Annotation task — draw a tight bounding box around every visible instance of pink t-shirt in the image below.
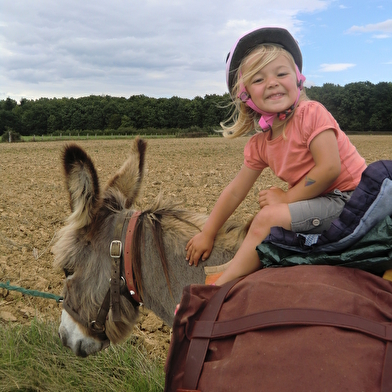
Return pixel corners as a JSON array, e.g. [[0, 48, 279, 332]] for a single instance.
[[244, 100, 366, 194]]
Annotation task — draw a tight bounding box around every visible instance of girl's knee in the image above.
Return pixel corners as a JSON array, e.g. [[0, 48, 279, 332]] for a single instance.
[[254, 205, 278, 222], [252, 205, 291, 230]]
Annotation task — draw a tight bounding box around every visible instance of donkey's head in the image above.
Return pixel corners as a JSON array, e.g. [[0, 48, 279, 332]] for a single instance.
[[53, 138, 147, 357]]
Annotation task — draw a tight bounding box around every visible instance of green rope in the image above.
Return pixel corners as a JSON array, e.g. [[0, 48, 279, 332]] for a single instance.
[[0, 281, 63, 303]]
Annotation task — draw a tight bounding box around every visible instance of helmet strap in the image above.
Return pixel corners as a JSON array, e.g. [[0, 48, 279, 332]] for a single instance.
[[277, 104, 296, 121]]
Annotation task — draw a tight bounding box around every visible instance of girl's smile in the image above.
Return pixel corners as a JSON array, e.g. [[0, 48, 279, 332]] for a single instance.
[[266, 93, 285, 100]]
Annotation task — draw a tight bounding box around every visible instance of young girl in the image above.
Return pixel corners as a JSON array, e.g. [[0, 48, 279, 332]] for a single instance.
[[185, 27, 367, 286]]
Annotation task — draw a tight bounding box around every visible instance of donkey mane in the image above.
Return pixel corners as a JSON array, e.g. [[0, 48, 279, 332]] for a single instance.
[[132, 198, 201, 300], [132, 195, 248, 300]]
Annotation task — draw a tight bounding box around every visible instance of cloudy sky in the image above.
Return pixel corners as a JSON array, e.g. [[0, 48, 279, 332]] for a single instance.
[[1, 0, 391, 102]]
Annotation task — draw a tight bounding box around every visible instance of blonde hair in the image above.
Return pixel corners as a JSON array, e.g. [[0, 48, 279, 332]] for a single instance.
[[221, 44, 308, 138]]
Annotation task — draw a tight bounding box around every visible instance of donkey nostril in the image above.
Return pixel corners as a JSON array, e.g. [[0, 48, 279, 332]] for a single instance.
[[76, 340, 88, 358]]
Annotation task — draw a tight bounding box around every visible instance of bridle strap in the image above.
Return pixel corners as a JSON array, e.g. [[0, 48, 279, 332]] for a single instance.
[[92, 282, 134, 331], [92, 288, 111, 332], [110, 211, 127, 322], [124, 211, 143, 304]]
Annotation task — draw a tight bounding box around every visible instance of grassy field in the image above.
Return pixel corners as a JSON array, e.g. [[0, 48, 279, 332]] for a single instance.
[[0, 319, 165, 392]]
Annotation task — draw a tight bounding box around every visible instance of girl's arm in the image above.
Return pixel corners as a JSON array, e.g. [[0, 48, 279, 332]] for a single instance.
[[259, 129, 341, 207], [186, 165, 261, 266]]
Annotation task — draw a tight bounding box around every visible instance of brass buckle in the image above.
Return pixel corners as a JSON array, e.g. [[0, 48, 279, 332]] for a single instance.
[[110, 240, 122, 258]]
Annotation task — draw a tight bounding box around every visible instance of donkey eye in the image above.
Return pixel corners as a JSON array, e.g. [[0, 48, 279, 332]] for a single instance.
[[63, 268, 73, 278]]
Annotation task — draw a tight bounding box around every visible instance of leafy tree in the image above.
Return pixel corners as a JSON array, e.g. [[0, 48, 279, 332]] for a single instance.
[[120, 115, 132, 128], [1, 82, 392, 135], [0, 98, 20, 134], [338, 82, 372, 131], [107, 113, 122, 129], [203, 94, 231, 128], [3, 97, 17, 111], [368, 82, 392, 131], [47, 114, 57, 133]]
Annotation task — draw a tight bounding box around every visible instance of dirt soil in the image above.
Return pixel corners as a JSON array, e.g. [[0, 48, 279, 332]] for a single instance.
[[0, 135, 390, 358]]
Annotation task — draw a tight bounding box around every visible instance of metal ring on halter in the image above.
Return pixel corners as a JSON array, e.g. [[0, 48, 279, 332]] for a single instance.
[[90, 320, 106, 332]]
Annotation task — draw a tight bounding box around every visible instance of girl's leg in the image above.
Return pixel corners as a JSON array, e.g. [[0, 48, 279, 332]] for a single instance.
[[215, 203, 292, 286]]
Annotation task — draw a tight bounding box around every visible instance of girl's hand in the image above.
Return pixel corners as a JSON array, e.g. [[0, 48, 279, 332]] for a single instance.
[[258, 186, 287, 208], [185, 232, 214, 266]]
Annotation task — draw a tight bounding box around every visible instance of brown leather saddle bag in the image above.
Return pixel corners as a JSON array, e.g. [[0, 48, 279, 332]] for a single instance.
[[164, 265, 392, 392]]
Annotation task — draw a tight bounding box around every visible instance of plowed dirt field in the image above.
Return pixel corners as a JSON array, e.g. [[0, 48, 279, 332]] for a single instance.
[[1, 135, 390, 357]]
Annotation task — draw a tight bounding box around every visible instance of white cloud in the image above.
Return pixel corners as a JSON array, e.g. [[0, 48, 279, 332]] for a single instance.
[[0, 0, 358, 100], [347, 19, 392, 34], [319, 63, 356, 72]]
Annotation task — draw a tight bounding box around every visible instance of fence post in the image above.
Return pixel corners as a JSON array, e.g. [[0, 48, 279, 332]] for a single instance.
[[8, 131, 11, 143]]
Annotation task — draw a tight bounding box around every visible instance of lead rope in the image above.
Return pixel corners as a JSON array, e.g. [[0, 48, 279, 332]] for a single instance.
[[0, 281, 63, 302]]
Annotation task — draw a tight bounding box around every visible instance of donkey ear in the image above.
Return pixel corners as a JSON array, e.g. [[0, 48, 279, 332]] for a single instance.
[[62, 144, 101, 228], [105, 137, 147, 209]]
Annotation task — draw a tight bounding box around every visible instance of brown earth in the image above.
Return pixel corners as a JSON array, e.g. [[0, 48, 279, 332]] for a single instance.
[[0, 135, 390, 358]]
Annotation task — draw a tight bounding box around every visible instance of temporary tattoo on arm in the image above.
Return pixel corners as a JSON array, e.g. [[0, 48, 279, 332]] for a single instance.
[[305, 176, 316, 187]]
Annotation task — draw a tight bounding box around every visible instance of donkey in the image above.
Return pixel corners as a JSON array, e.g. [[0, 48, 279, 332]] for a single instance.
[[53, 138, 247, 357]]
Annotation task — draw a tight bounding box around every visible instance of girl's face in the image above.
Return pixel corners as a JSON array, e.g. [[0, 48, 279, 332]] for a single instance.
[[244, 54, 298, 114]]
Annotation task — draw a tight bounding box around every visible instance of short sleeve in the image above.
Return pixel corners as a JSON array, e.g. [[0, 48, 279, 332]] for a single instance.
[[298, 102, 340, 149], [243, 133, 268, 171]]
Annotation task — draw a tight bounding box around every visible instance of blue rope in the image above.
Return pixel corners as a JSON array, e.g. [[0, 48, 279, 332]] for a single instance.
[[0, 281, 63, 303]]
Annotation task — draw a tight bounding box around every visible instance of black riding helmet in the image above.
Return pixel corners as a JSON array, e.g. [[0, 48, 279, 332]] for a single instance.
[[226, 27, 303, 96]]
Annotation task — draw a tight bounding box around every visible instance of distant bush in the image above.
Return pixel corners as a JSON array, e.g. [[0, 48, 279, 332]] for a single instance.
[[176, 131, 209, 138], [176, 125, 211, 138], [1, 130, 22, 143]]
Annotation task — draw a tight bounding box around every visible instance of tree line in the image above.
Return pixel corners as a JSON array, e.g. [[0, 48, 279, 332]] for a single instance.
[[1, 81, 391, 137]]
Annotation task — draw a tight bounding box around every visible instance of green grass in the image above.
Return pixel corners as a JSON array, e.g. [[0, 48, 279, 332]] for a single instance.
[[0, 319, 165, 392]]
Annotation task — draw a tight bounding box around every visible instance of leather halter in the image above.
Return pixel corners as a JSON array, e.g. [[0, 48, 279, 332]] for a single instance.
[[124, 211, 142, 304], [62, 210, 143, 340]]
